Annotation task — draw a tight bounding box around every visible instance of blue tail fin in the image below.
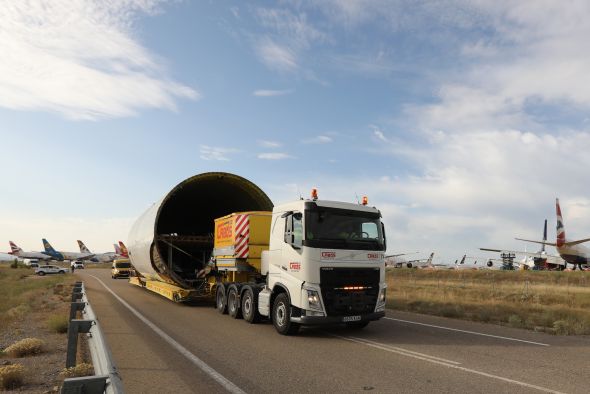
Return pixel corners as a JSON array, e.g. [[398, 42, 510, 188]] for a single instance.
[[41, 238, 63, 260], [542, 219, 547, 253]]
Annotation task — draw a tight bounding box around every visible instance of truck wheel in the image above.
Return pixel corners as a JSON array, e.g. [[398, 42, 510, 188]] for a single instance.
[[272, 293, 300, 335], [346, 321, 369, 330], [216, 285, 227, 314], [228, 287, 242, 319], [38, 271, 46, 276], [241, 288, 260, 324]]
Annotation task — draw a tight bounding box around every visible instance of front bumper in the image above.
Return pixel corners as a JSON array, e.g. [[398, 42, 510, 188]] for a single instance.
[[291, 311, 385, 325]]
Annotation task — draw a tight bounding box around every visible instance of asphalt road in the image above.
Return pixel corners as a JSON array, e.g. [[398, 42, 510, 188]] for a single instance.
[[77, 269, 590, 393]]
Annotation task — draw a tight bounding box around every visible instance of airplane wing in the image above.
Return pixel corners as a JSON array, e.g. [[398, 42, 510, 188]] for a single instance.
[[480, 247, 559, 259], [384, 252, 418, 258], [563, 237, 590, 246], [514, 238, 557, 246]]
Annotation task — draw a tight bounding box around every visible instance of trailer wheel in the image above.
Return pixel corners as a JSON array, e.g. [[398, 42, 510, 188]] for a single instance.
[[228, 287, 242, 319], [272, 293, 300, 335], [216, 285, 227, 314], [241, 288, 260, 324]]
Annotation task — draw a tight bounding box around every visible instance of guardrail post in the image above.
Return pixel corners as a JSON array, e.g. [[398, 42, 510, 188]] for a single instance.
[[61, 375, 109, 394], [69, 302, 86, 321], [71, 291, 83, 302], [66, 320, 94, 368]]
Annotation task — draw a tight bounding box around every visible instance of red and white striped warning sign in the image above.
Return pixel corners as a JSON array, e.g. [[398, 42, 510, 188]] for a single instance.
[[234, 214, 249, 258]]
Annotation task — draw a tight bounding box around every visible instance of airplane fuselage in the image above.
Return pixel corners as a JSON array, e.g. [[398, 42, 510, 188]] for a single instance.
[[556, 243, 590, 265]]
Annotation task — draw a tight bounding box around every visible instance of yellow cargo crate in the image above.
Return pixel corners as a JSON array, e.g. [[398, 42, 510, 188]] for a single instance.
[[213, 211, 271, 271]]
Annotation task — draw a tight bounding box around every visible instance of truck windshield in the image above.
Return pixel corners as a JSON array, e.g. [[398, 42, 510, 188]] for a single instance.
[[304, 208, 385, 251], [116, 262, 131, 268]]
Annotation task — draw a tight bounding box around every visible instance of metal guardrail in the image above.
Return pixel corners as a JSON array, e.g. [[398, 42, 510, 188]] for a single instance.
[[62, 281, 124, 394]]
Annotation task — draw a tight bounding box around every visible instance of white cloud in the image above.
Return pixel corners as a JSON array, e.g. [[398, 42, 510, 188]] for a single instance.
[[370, 125, 388, 142], [0, 1, 197, 120], [253, 89, 293, 97], [199, 145, 238, 161], [252, 7, 328, 74], [255, 38, 298, 72], [258, 140, 282, 148], [257, 152, 292, 160], [302, 135, 333, 144]]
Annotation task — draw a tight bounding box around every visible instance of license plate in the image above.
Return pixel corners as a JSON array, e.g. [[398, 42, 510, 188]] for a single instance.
[[342, 315, 361, 322]]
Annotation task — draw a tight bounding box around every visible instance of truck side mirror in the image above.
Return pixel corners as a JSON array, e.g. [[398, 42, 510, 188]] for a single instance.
[[381, 222, 387, 251]]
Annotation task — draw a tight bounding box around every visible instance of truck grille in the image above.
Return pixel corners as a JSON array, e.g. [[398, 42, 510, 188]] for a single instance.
[[320, 267, 380, 316]]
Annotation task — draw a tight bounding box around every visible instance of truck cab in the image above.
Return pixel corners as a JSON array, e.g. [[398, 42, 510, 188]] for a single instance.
[[259, 197, 387, 335]]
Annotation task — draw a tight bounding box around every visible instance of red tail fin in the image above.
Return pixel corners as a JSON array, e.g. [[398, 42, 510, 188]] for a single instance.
[[556, 198, 566, 247], [118, 241, 129, 258]]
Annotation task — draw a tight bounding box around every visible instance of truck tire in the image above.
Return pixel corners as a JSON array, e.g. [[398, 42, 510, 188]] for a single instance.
[[216, 285, 227, 314], [272, 293, 300, 335], [38, 271, 46, 276], [241, 288, 260, 324], [228, 287, 242, 319]]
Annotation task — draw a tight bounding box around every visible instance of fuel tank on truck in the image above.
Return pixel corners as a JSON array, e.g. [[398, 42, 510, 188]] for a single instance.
[[127, 172, 273, 288]]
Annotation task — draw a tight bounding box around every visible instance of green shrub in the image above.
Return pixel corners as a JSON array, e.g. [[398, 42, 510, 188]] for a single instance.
[[508, 314, 523, 328], [47, 314, 69, 333]]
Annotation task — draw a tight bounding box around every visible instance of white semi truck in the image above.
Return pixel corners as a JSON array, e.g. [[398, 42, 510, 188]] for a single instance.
[[127, 172, 387, 335]]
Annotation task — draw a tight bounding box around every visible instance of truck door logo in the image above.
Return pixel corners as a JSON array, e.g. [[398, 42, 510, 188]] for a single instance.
[[290, 262, 301, 271]]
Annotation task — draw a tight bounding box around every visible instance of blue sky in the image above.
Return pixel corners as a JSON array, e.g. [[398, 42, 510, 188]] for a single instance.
[[2, 1, 590, 263]]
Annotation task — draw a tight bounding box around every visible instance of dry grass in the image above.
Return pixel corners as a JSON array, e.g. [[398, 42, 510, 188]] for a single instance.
[[47, 314, 69, 333], [60, 363, 94, 378], [387, 269, 590, 335], [0, 265, 73, 324], [0, 363, 26, 390], [3, 338, 45, 357]]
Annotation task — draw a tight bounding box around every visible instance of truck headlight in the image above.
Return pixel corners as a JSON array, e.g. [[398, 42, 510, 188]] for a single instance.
[[307, 290, 322, 310]]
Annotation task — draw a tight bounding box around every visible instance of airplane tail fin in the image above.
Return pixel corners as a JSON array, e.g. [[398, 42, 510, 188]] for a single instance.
[[460, 254, 466, 265], [114, 243, 121, 254], [556, 198, 566, 247], [119, 241, 129, 258], [77, 240, 91, 253], [542, 219, 547, 252], [42, 238, 57, 254], [427, 252, 434, 266], [9, 241, 23, 254]]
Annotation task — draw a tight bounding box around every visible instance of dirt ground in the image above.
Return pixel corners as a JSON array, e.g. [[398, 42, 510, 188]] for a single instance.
[[0, 270, 91, 393]]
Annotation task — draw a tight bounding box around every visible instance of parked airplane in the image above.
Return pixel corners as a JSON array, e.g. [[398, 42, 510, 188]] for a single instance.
[[77, 240, 117, 263], [406, 252, 435, 269], [8, 241, 52, 261], [516, 199, 590, 270], [481, 219, 565, 270], [0, 252, 19, 262], [42, 239, 94, 261], [118, 241, 129, 258]]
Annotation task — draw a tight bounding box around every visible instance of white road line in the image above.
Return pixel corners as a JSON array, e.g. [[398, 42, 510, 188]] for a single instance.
[[338, 335, 460, 364], [87, 274, 246, 394], [336, 335, 564, 394], [385, 317, 550, 347]]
